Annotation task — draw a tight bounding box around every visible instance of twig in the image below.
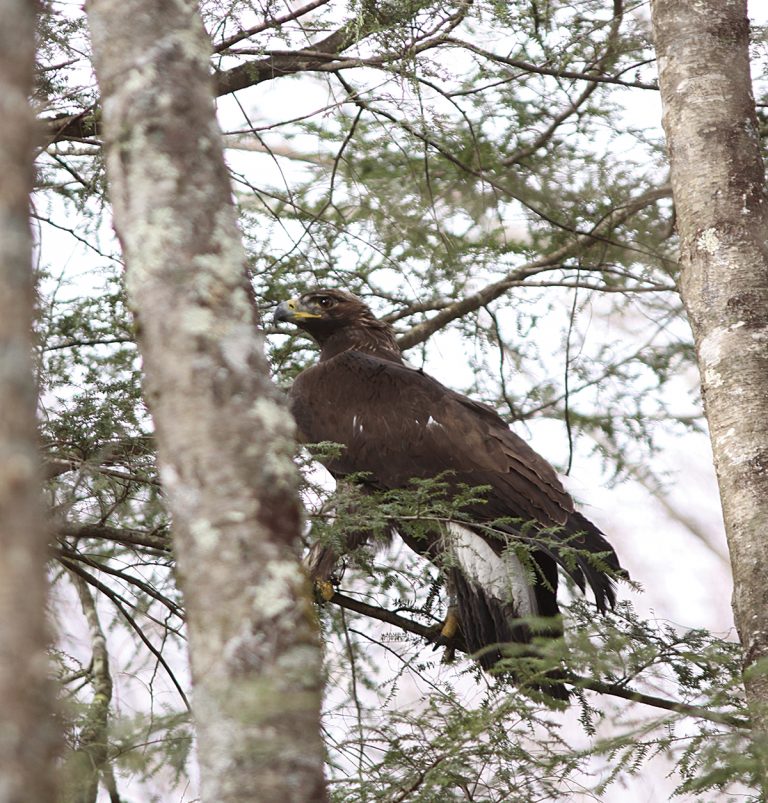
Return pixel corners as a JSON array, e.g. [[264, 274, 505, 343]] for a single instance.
[[213, 0, 332, 53]]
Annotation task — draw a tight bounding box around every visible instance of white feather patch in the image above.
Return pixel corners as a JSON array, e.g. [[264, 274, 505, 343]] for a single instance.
[[446, 521, 538, 617]]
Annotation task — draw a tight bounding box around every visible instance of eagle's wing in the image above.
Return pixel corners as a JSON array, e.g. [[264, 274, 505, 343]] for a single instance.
[[291, 352, 569, 515], [290, 350, 619, 611]]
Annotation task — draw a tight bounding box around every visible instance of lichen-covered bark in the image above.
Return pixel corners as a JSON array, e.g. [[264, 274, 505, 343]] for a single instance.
[[0, 1, 61, 800], [651, 0, 768, 781], [86, 1, 327, 800]]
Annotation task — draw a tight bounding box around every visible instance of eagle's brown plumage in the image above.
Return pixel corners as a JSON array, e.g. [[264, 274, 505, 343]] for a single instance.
[[276, 288, 623, 693]]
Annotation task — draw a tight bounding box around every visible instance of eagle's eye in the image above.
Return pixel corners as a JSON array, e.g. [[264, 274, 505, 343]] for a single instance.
[[315, 296, 334, 309]]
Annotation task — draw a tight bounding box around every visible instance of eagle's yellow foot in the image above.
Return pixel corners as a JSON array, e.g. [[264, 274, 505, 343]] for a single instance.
[[439, 608, 460, 640], [315, 579, 336, 602], [426, 607, 464, 663]]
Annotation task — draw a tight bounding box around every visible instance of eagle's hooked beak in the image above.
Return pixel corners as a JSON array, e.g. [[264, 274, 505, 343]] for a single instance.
[[274, 297, 323, 324]]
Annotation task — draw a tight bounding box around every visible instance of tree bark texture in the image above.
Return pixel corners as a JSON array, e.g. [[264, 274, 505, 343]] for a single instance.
[[86, 2, 328, 801], [0, 1, 61, 800], [651, 0, 768, 779]]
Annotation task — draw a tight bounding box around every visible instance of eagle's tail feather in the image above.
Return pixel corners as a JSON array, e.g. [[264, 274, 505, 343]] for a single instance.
[[450, 568, 570, 700], [561, 511, 623, 612]]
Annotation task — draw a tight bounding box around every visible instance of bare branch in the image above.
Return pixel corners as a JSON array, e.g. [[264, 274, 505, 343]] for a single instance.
[[59, 523, 171, 553], [397, 184, 672, 350], [444, 37, 659, 91], [59, 557, 190, 710], [212, 0, 333, 53]]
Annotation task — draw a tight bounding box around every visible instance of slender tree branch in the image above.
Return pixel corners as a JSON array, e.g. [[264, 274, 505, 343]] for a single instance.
[[58, 543, 182, 619], [325, 590, 749, 729], [569, 674, 748, 729], [212, 0, 332, 53], [214, 23, 359, 95], [397, 184, 672, 350], [328, 590, 437, 641], [443, 37, 659, 91], [59, 558, 190, 710], [43, 336, 135, 352], [58, 523, 171, 554]]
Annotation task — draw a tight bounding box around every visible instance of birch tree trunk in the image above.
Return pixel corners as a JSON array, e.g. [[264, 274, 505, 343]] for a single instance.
[[651, 0, 768, 782], [0, 1, 60, 800], [86, 2, 327, 800]]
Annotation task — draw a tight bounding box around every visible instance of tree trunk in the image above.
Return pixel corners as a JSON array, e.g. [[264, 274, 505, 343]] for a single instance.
[[0, 1, 61, 800], [651, 0, 768, 782], [86, 2, 328, 800]]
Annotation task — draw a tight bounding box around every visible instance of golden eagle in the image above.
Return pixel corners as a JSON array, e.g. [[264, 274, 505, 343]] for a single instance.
[[276, 288, 623, 691]]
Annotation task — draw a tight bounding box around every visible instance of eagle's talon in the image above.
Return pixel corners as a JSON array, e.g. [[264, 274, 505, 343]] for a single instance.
[[438, 608, 460, 641], [426, 609, 464, 662], [315, 579, 336, 602]]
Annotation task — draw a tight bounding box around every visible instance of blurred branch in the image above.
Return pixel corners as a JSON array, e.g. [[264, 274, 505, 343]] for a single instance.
[[444, 37, 659, 91], [212, 0, 333, 53], [43, 336, 135, 352], [58, 522, 171, 553], [45, 457, 160, 486], [61, 573, 113, 803]]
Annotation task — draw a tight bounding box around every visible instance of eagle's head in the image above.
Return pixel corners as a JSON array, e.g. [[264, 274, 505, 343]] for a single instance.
[[274, 288, 401, 362]]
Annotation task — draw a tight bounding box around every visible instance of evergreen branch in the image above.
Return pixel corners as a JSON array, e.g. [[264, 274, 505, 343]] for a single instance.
[[568, 675, 749, 730], [325, 590, 749, 729], [43, 1, 436, 143], [335, 70, 672, 279], [327, 590, 437, 642], [213, 23, 360, 95], [502, 80, 601, 167], [334, 71, 575, 232], [46, 459, 160, 487], [283, 2, 471, 72], [40, 0, 642, 145]]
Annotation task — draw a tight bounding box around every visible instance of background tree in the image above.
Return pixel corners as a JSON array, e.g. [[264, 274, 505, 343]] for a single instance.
[[84, 0, 327, 800], [0, 1, 59, 799], [29, 0, 768, 799], [652, 0, 768, 785]]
